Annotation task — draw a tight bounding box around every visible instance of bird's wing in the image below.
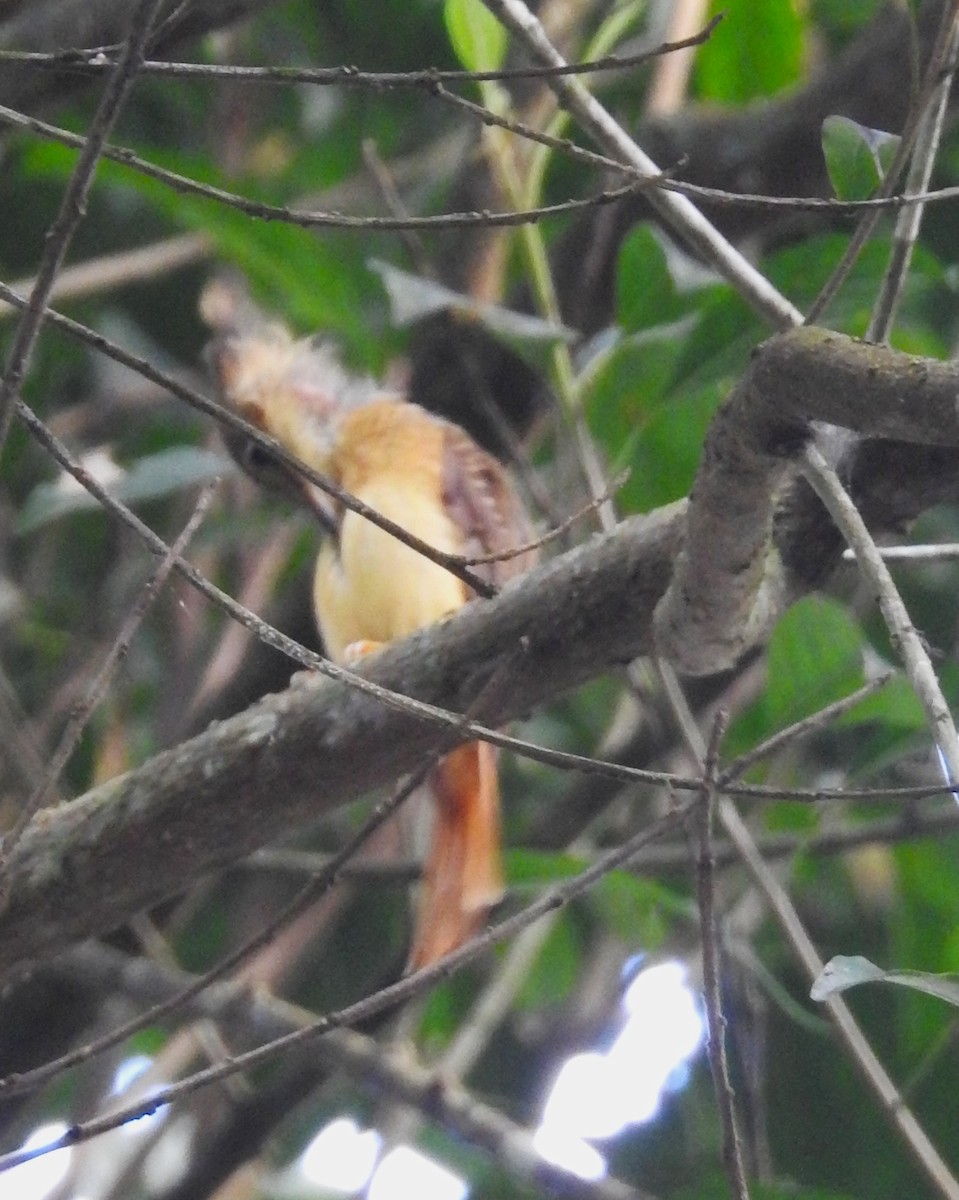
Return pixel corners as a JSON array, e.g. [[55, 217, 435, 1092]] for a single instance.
[[439, 421, 538, 592]]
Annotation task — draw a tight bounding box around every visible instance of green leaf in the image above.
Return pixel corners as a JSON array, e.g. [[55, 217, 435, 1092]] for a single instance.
[[505, 848, 585, 886], [372, 259, 573, 371], [822, 115, 901, 200], [591, 873, 688, 945], [516, 916, 581, 1011], [833, 673, 927, 774], [17, 447, 234, 534], [615, 227, 683, 332], [694, 0, 804, 103], [811, 955, 959, 1008], [615, 373, 723, 512], [585, 324, 689, 509], [764, 596, 865, 729], [444, 0, 507, 71]]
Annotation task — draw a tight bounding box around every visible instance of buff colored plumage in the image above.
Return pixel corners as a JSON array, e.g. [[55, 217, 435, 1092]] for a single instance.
[[203, 281, 535, 968]]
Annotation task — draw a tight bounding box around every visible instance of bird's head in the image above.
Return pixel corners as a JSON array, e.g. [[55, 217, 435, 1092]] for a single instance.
[[200, 276, 379, 528]]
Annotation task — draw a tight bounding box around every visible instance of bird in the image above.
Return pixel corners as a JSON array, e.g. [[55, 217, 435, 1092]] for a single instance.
[[202, 279, 536, 969]]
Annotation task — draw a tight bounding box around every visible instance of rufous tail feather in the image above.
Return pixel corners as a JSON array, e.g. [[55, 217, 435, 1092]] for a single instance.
[[407, 740, 503, 970]]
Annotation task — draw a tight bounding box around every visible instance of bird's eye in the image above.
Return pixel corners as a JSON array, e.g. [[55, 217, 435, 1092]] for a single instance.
[[243, 442, 277, 473]]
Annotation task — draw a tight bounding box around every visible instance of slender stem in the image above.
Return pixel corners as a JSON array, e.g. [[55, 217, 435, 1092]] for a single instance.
[[868, 10, 959, 342], [802, 445, 959, 788], [0, 0, 164, 454], [696, 713, 751, 1200], [481, 0, 802, 330], [0, 486, 215, 883]]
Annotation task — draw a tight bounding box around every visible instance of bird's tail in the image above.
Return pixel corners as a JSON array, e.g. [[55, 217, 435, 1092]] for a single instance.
[[407, 740, 504, 970]]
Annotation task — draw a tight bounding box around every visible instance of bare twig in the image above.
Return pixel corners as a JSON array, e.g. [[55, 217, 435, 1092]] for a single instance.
[[0, 20, 723, 87], [480, 0, 801, 330], [695, 712, 750, 1200], [627, 805, 959, 872], [0, 233, 209, 322], [720, 673, 893, 785], [0, 0, 165, 453], [0, 483, 216, 883], [802, 444, 959, 787], [459, 469, 629, 564], [842, 543, 959, 562], [868, 9, 959, 342], [0, 100, 659, 231]]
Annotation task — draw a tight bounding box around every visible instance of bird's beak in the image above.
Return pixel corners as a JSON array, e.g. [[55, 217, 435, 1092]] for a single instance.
[[222, 426, 340, 539], [297, 475, 340, 540]]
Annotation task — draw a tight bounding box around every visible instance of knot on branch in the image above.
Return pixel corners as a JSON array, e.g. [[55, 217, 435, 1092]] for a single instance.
[[654, 327, 959, 676]]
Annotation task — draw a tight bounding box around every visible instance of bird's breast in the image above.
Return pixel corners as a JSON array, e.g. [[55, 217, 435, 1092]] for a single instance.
[[314, 477, 469, 662]]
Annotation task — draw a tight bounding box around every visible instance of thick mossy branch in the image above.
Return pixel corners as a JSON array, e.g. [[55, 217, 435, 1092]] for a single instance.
[[0, 503, 681, 982], [656, 326, 959, 674]]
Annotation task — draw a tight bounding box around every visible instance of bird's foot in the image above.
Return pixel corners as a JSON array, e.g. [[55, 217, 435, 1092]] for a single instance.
[[343, 639, 384, 665]]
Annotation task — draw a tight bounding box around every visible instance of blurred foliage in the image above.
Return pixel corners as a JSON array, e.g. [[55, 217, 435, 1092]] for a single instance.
[[4, 1, 959, 1198]]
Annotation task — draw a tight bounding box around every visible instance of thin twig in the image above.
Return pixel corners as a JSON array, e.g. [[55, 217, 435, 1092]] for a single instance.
[[0, 20, 723, 87], [728, 780, 954, 803], [246, 804, 959, 878], [0, 483, 216, 884], [480, 0, 801, 330], [842, 543, 959, 562], [696, 712, 750, 1200], [720, 673, 893, 785], [655, 633, 959, 1200], [627, 805, 959, 872], [460, 469, 629, 564], [802, 444, 959, 788], [0, 232, 209, 322], [666, 178, 959, 214], [0, 100, 659, 231], [805, 0, 958, 327], [0, 0, 165, 454], [246, 847, 418, 882], [868, 9, 959, 342]]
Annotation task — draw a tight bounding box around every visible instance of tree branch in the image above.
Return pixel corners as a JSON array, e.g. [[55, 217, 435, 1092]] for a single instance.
[[0, 0, 287, 109], [655, 326, 959, 674], [5, 328, 959, 982], [0, 502, 680, 982]]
